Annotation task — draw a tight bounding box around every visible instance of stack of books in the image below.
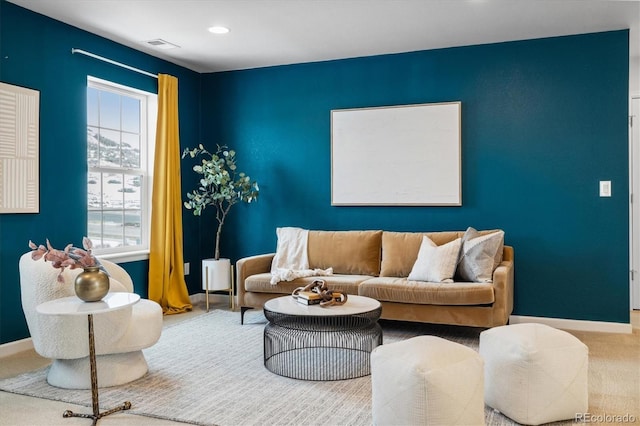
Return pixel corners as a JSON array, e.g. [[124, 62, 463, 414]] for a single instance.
[[296, 291, 322, 305]]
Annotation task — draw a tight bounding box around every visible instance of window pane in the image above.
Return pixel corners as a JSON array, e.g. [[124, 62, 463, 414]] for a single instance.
[[87, 210, 103, 248], [99, 90, 120, 130], [129, 175, 142, 189], [121, 97, 140, 133], [87, 127, 99, 167], [104, 173, 123, 208], [124, 210, 141, 245], [123, 175, 141, 209], [103, 210, 124, 248], [99, 129, 121, 167], [121, 132, 140, 168], [87, 87, 99, 127], [87, 172, 102, 209]]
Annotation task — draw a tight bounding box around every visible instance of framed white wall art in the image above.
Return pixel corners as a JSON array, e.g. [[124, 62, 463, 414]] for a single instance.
[[331, 101, 461, 206], [0, 82, 40, 213]]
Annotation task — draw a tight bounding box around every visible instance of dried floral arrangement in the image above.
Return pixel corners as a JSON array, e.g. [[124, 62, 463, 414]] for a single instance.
[[28, 237, 99, 282]]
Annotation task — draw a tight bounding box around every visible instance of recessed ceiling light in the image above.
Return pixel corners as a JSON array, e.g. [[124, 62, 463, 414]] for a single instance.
[[208, 26, 230, 34]]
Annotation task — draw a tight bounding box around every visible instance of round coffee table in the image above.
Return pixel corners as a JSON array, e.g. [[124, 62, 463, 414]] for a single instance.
[[263, 295, 382, 381]]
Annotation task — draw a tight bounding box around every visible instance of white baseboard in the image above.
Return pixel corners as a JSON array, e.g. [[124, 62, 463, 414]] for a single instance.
[[190, 293, 205, 303], [0, 337, 34, 358], [509, 315, 633, 334]]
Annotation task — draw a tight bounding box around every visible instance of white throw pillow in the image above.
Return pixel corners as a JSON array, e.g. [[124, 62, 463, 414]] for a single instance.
[[408, 236, 461, 283], [456, 228, 504, 282]]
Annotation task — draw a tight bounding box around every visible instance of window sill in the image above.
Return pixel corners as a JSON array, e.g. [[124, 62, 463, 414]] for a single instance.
[[97, 250, 149, 264]]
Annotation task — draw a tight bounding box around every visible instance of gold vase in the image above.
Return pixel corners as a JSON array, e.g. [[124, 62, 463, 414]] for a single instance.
[[74, 266, 110, 302]]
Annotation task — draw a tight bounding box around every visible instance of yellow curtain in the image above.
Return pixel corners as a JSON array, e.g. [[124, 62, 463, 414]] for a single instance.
[[148, 74, 192, 315]]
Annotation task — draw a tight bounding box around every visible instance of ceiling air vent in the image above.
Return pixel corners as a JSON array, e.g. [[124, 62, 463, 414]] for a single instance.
[[144, 39, 179, 50]]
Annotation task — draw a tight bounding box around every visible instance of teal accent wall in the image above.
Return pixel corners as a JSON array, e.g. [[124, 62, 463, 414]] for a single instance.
[[201, 30, 630, 324], [0, 1, 202, 344]]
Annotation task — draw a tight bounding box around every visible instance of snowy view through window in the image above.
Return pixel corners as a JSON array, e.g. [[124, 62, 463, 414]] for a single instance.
[[87, 84, 144, 250]]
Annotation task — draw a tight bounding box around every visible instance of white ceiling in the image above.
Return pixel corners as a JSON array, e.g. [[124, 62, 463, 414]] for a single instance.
[[7, 0, 640, 73]]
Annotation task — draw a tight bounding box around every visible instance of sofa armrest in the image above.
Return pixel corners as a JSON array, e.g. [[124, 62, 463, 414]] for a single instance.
[[491, 245, 514, 326], [236, 253, 275, 306]]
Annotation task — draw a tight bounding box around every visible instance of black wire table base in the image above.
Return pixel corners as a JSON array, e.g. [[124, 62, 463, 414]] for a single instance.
[[263, 305, 383, 381]]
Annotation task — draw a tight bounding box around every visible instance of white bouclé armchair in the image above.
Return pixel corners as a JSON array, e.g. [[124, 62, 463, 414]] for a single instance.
[[19, 252, 163, 389]]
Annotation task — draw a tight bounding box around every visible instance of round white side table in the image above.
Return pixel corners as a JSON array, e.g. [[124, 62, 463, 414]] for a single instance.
[[37, 292, 140, 425]]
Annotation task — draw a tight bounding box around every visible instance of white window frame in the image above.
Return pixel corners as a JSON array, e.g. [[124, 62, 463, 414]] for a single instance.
[[87, 76, 156, 263]]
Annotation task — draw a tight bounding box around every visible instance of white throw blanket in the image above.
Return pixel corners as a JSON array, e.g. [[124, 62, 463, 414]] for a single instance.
[[270, 227, 333, 285]]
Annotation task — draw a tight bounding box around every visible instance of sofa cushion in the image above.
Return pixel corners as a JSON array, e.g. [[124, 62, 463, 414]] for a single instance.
[[380, 231, 461, 277], [245, 273, 370, 295], [456, 228, 505, 282], [308, 230, 382, 276], [407, 236, 461, 283], [359, 277, 495, 305]]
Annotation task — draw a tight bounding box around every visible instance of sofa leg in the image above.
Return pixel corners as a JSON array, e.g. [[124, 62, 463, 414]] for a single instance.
[[240, 306, 253, 325]]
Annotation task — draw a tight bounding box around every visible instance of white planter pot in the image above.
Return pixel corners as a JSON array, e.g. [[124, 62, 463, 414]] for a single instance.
[[201, 258, 231, 291]]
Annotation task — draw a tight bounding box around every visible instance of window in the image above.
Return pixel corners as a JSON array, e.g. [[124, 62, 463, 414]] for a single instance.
[[86, 77, 156, 261]]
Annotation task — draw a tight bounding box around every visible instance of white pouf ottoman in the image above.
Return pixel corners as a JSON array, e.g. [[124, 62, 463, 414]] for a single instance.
[[479, 323, 588, 425], [371, 336, 485, 426]]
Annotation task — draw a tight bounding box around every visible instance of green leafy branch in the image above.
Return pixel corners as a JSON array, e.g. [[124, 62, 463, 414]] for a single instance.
[[182, 144, 259, 260]]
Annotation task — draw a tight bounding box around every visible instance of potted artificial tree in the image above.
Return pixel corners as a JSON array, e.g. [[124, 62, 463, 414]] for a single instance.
[[182, 144, 259, 308]]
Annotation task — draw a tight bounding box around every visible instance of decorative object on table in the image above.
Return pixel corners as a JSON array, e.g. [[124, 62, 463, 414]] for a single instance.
[[291, 280, 348, 307], [73, 266, 110, 302], [293, 290, 322, 305], [28, 237, 110, 301]]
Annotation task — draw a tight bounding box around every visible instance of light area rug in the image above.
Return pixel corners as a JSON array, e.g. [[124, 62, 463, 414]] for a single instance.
[[0, 309, 521, 426]]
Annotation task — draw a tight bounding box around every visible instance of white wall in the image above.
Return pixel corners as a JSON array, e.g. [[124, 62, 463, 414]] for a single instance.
[[631, 25, 639, 94], [631, 56, 639, 94]]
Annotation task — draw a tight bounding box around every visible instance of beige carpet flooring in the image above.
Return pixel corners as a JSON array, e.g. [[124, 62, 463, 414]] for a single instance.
[[0, 299, 638, 426]]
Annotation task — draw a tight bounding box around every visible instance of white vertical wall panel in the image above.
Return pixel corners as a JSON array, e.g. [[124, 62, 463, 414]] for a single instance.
[[0, 82, 39, 213]]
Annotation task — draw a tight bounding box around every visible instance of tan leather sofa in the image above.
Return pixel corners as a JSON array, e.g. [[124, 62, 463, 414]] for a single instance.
[[236, 230, 514, 328]]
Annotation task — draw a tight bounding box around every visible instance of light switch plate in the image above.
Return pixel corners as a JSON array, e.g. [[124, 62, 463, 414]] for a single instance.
[[184, 262, 190, 275], [599, 181, 612, 197]]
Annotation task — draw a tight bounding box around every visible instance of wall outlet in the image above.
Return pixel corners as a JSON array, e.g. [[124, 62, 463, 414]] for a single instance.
[[599, 181, 612, 197], [184, 262, 190, 275]]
